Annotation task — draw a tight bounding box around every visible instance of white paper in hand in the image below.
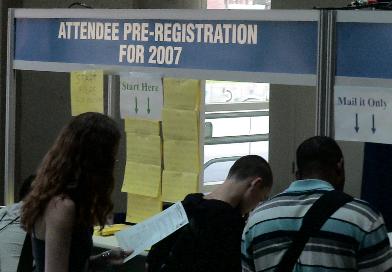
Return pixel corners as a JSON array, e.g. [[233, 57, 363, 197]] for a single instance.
[[115, 202, 189, 262]]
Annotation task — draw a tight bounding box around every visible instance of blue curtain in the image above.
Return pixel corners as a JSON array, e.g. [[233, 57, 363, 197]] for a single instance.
[[362, 143, 392, 231]]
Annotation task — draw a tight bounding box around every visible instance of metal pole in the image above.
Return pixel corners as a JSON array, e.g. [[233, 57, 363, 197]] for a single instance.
[[325, 10, 337, 138], [315, 10, 336, 137], [107, 75, 116, 118], [316, 10, 327, 136], [5, 9, 16, 204], [199, 80, 205, 193]]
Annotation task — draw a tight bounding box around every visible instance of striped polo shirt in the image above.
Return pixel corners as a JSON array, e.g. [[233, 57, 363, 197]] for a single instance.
[[242, 179, 392, 272]]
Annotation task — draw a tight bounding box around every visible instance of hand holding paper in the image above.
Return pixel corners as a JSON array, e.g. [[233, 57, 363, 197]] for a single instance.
[[115, 202, 189, 262]]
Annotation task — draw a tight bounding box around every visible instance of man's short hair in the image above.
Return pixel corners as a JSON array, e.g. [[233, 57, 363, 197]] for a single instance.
[[296, 136, 343, 176], [227, 155, 272, 187], [18, 175, 35, 201]]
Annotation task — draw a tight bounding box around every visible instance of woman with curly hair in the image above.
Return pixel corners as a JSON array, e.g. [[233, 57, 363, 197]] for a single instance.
[[21, 112, 131, 272]]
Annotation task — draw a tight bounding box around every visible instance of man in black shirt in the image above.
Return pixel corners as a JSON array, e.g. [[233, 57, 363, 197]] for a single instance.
[[146, 155, 273, 272]]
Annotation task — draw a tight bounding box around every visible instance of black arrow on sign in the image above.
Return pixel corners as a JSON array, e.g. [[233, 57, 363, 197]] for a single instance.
[[354, 113, 359, 133], [372, 114, 376, 134]]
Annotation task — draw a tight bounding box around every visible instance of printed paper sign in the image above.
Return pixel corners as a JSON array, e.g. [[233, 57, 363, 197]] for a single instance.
[[115, 202, 189, 262], [120, 73, 163, 120], [70, 70, 104, 116], [335, 86, 392, 144]]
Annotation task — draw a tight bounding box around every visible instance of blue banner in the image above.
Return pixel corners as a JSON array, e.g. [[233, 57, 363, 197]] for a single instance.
[[337, 22, 392, 79], [15, 18, 317, 75]]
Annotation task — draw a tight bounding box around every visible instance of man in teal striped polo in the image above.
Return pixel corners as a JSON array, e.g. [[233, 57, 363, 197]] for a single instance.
[[242, 136, 392, 272]]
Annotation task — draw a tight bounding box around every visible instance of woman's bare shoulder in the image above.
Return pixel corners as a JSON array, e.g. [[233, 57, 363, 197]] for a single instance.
[[45, 196, 75, 229]]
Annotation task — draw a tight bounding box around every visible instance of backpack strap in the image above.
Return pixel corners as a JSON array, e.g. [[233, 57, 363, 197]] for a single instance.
[[275, 190, 353, 272]]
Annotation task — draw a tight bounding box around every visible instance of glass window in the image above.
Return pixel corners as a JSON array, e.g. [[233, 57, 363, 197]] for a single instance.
[[205, 81, 269, 104], [204, 81, 270, 184], [203, 0, 270, 187]]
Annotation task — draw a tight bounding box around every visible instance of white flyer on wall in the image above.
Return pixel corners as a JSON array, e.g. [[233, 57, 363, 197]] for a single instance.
[[115, 202, 189, 262], [120, 73, 163, 120], [335, 85, 392, 144]]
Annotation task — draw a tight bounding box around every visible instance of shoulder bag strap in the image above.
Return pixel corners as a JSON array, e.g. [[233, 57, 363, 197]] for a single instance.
[[275, 190, 353, 272]]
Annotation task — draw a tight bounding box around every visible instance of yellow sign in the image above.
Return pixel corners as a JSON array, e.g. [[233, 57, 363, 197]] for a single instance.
[[124, 118, 160, 135], [164, 140, 200, 173], [126, 134, 162, 166], [122, 162, 161, 198], [126, 194, 162, 223], [163, 78, 200, 110], [162, 170, 199, 202], [162, 108, 199, 141], [70, 70, 104, 116]]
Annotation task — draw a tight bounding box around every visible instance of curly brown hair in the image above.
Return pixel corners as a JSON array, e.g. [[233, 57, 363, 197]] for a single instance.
[[21, 112, 121, 232]]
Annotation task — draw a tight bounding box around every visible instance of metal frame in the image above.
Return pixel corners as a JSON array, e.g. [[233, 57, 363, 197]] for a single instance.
[[205, 102, 269, 112], [205, 134, 268, 145], [205, 110, 268, 119], [315, 10, 336, 137], [14, 9, 319, 21], [5, 9, 391, 198], [315, 10, 327, 136], [336, 10, 392, 23], [12, 9, 319, 86], [335, 77, 392, 88], [204, 156, 241, 170], [107, 75, 116, 118], [199, 80, 205, 194], [13, 62, 317, 86], [325, 11, 337, 138], [4, 8, 321, 204], [5, 9, 16, 205]]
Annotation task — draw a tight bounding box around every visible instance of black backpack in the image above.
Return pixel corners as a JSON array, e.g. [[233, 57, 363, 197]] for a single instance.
[[148, 198, 203, 272], [158, 218, 199, 272]]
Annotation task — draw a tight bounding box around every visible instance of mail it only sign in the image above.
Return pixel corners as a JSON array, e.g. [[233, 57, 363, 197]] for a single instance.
[[335, 86, 391, 144]]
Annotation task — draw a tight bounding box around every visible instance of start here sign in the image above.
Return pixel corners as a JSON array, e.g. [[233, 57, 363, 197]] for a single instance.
[[120, 73, 163, 120], [335, 86, 392, 144]]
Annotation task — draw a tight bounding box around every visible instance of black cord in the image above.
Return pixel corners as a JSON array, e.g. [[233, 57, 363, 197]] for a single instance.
[[68, 2, 93, 9]]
